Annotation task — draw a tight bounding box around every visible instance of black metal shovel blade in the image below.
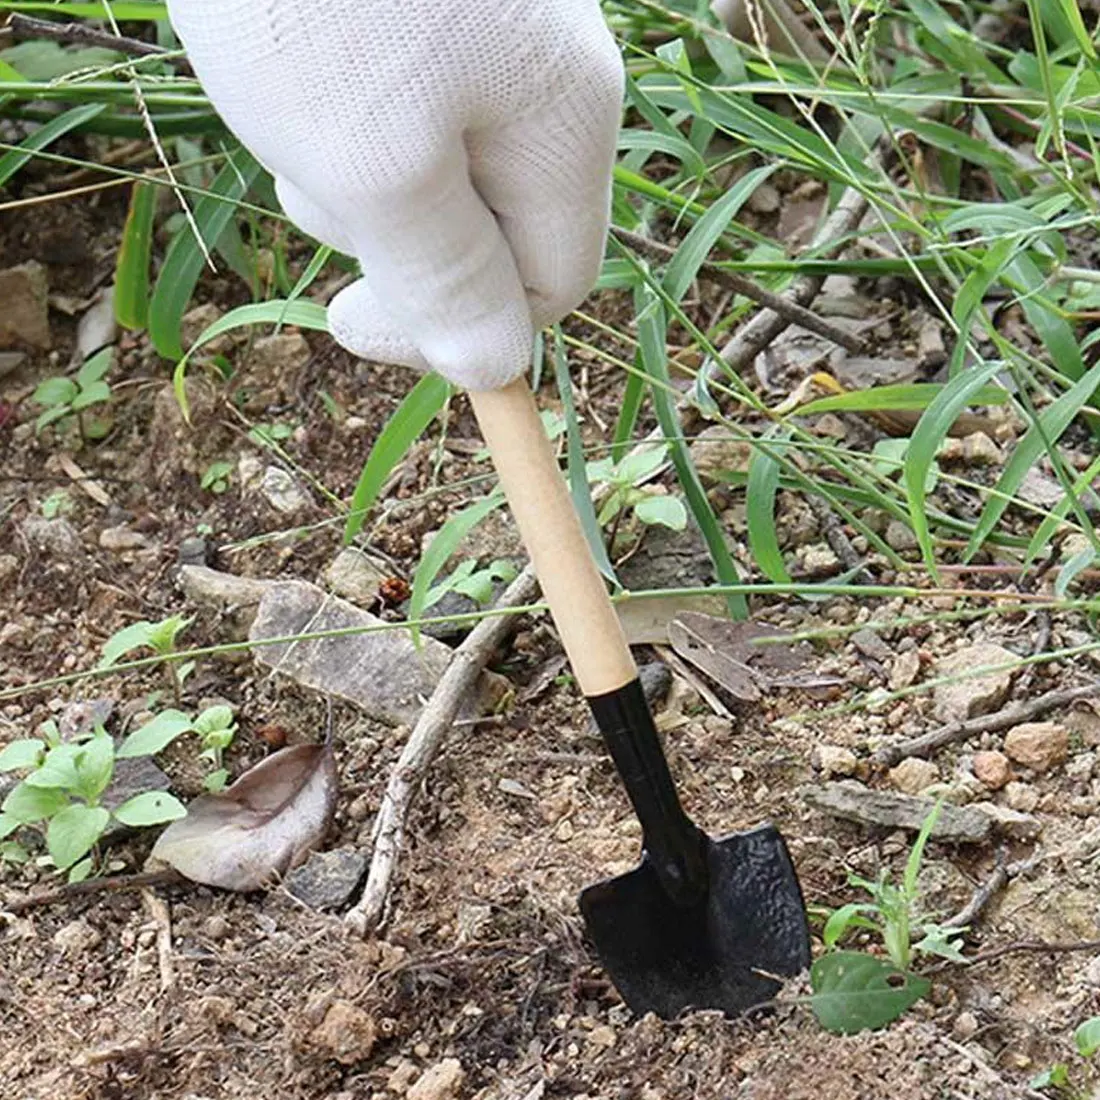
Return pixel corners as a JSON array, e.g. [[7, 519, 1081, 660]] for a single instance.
[[579, 823, 811, 1019]]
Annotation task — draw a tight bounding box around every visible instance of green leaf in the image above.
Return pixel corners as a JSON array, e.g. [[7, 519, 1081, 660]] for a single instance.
[[97, 620, 157, 668], [1029, 1064, 1070, 1089], [903, 800, 943, 898], [114, 180, 158, 331], [194, 705, 234, 735], [47, 804, 109, 870], [2, 781, 69, 823], [145, 613, 191, 655], [0, 102, 105, 188], [74, 733, 114, 803], [746, 428, 792, 585], [0, 813, 21, 840], [634, 494, 687, 530], [149, 147, 262, 362], [203, 768, 229, 793], [1055, 545, 1097, 597], [76, 346, 113, 388], [0, 738, 45, 772], [116, 710, 194, 759], [0, 3, 168, 16], [71, 380, 111, 410], [32, 376, 77, 409], [905, 360, 1003, 578], [0, 840, 29, 864], [408, 493, 505, 645], [1074, 1016, 1100, 1058], [798, 383, 1008, 416], [810, 952, 931, 1034], [113, 791, 187, 827], [616, 446, 668, 485], [344, 372, 452, 543], [24, 743, 82, 790], [822, 903, 880, 949], [68, 856, 94, 883]]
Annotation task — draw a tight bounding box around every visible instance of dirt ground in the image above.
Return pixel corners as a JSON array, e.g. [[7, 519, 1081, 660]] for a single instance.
[[3, 150, 1100, 1100]]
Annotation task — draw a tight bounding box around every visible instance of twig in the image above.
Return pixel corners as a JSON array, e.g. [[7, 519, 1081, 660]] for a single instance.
[[873, 682, 1100, 767], [345, 565, 541, 937], [963, 937, 1100, 969], [141, 887, 175, 992], [805, 493, 870, 582], [611, 226, 864, 354], [652, 642, 733, 718], [1015, 609, 1052, 695], [1, 868, 182, 915], [3, 13, 188, 68], [944, 851, 1041, 930]]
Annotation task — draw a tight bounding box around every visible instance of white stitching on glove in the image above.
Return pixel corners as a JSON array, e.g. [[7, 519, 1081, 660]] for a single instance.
[[166, 0, 625, 390]]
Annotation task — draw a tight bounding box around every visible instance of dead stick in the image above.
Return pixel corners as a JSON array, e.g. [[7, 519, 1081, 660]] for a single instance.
[[345, 564, 541, 937], [611, 226, 864, 354], [944, 852, 1040, 930], [874, 682, 1100, 767], [1, 868, 182, 915], [3, 12, 177, 61]]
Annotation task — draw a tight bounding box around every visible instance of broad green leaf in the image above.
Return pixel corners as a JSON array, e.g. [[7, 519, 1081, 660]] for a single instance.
[[746, 428, 792, 585], [1074, 1016, 1100, 1058], [71, 380, 111, 410], [344, 372, 452, 542], [0, 102, 104, 187], [0, 813, 20, 840], [146, 613, 191, 654], [116, 710, 194, 759], [810, 952, 931, 1034], [47, 804, 109, 870], [24, 743, 82, 790], [35, 405, 71, 433], [634, 494, 687, 530], [113, 791, 187, 827], [1030, 1064, 1071, 1090], [114, 181, 157, 330], [74, 733, 114, 803], [0, 738, 44, 772], [76, 347, 113, 387], [194, 705, 234, 735], [905, 360, 1004, 577], [408, 493, 506, 645], [2, 781, 68, 823], [150, 147, 262, 362], [552, 327, 617, 585], [32, 377, 77, 409], [97, 620, 157, 668], [822, 903, 880, 949], [798, 383, 1007, 416], [616, 446, 669, 485]]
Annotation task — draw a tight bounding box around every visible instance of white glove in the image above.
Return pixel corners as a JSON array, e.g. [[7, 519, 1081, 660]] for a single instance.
[[166, 0, 624, 391]]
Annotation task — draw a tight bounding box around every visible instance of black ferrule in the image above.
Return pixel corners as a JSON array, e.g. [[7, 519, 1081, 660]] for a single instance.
[[587, 678, 709, 907]]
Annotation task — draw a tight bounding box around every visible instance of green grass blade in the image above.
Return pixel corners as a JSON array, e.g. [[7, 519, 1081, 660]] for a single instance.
[[905, 360, 1004, 578], [113, 180, 157, 331], [612, 371, 646, 463], [344, 373, 453, 544], [798, 383, 1008, 416], [0, 102, 104, 187], [0, 2, 168, 16], [746, 428, 792, 584], [1023, 452, 1100, 566], [149, 147, 262, 362], [552, 327, 618, 587]]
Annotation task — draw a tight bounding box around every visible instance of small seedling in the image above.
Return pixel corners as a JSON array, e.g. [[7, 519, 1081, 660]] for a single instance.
[[1030, 1015, 1100, 1096], [40, 489, 73, 519], [200, 460, 233, 494], [0, 718, 186, 881], [811, 801, 965, 1034], [31, 347, 114, 441], [248, 421, 294, 447], [193, 704, 238, 791], [424, 558, 519, 611], [97, 613, 194, 703]]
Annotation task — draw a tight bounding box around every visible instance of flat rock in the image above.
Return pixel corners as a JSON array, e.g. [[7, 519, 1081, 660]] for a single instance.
[[971, 801, 1041, 841], [259, 466, 311, 515], [0, 261, 51, 349], [933, 643, 1017, 723], [889, 649, 922, 690], [178, 565, 273, 638], [324, 547, 388, 607], [249, 332, 311, 374], [248, 580, 508, 726], [888, 757, 939, 795], [99, 525, 150, 552], [408, 1059, 465, 1100], [689, 425, 753, 482], [1004, 721, 1069, 772], [285, 846, 369, 911], [803, 781, 991, 844]]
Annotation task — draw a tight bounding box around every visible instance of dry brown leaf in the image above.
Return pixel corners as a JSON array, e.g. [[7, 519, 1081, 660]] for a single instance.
[[148, 742, 338, 891]]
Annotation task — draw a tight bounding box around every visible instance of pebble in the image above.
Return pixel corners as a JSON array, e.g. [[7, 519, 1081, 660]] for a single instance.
[[21, 515, 81, 558], [587, 1025, 617, 1050], [889, 649, 922, 691], [799, 545, 840, 575], [99, 525, 150, 552], [888, 757, 939, 795], [851, 629, 892, 662], [1004, 722, 1069, 772], [285, 846, 369, 911], [308, 1000, 376, 1065], [0, 553, 17, 585], [952, 1011, 979, 1040], [1004, 781, 1039, 813], [814, 744, 858, 779], [259, 466, 312, 515], [933, 643, 1017, 723], [0, 260, 51, 349], [52, 919, 102, 955], [555, 819, 575, 842], [407, 1058, 465, 1100], [202, 915, 231, 940], [972, 750, 1012, 790], [962, 432, 1002, 465], [973, 801, 1041, 840], [885, 520, 919, 552], [249, 332, 311, 374], [324, 547, 389, 607]]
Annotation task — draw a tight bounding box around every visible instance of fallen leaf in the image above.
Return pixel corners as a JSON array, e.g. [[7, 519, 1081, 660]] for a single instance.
[[149, 742, 337, 891]]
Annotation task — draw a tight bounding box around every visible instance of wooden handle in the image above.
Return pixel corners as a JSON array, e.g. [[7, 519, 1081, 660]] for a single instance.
[[468, 378, 637, 697]]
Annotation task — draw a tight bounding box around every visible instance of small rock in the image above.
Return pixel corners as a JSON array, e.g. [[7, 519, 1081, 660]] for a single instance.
[[388, 1060, 421, 1094], [933, 643, 1018, 723], [308, 1000, 376, 1065], [972, 801, 1041, 841], [962, 432, 1001, 465], [259, 466, 311, 515], [952, 1011, 979, 1040], [250, 332, 311, 374], [0, 553, 17, 586], [851, 629, 892, 663], [889, 649, 922, 691], [639, 661, 673, 711], [812, 413, 847, 440], [746, 180, 781, 214], [0, 261, 51, 349], [1085, 956, 1100, 988], [972, 750, 1012, 790], [587, 1024, 617, 1050], [324, 547, 389, 607], [0, 351, 26, 379], [799, 545, 840, 575], [555, 819, 575, 842], [58, 697, 115, 740], [889, 757, 939, 795], [814, 744, 858, 779], [202, 915, 231, 940], [285, 847, 369, 911], [884, 520, 919, 553], [916, 317, 946, 368], [1017, 468, 1065, 510], [177, 565, 273, 639], [177, 536, 212, 568], [180, 303, 232, 353], [21, 515, 81, 558], [53, 919, 102, 955], [76, 287, 117, 358], [99, 526, 150, 552], [1005, 722, 1069, 772], [1004, 781, 1039, 813], [408, 1059, 465, 1100], [689, 425, 753, 481]]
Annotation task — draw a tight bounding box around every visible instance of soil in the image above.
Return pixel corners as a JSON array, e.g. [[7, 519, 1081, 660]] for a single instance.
[[2, 141, 1100, 1100]]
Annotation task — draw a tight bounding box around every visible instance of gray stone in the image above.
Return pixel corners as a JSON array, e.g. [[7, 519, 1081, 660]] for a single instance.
[[324, 548, 388, 607], [836, 356, 918, 389], [52, 919, 101, 955], [639, 661, 673, 710], [804, 781, 992, 844], [0, 261, 50, 349], [177, 537, 212, 568], [971, 801, 1041, 841], [58, 698, 115, 740], [248, 580, 508, 726], [178, 565, 273, 638], [99, 525, 150, 552], [285, 846, 369, 910], [933, 643, 1017, 723], [21, 515, 81, 558], [889, 649, 922, 691], [249, 332, 311, 374], [259, 466, 311, 515], [885, 520, 919, 553], [851, 629, 892, 662]]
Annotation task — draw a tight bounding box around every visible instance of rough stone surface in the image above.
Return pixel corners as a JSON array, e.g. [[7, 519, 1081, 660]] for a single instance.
[[972, 801, 1041, 841], [1004, 722, 1069, 773], [0, 261, 51, 349], [815, 744, 859, 779], [99, 526, 150, 552], [884, 520, 919, 553], [933, 643, 1017, 723], [308, 1000, 376, 1065], [889, 649, 922, 691], [888, 757, 939, 795], [804, 781, 991, 843], [259, 466, 311, 516], [178, 565, 273, 639], [180, 302, 233, 354], [324, 548, 389, 607], [962, 431, 1001, 465], [972, 750, 1012, 790], [250, 332, 311, 374], [248, 580, 508, 726], [689, 425, 753, 481], [285, 846, 369, 911], [1004, 781, 1040, 813], [407, 1059, 465, 1100], [52, 919, 102, 955], [21, 515, 81, 558]]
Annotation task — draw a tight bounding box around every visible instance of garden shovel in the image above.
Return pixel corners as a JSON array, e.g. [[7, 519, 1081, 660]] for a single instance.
[[468, 377, 811, 1019]]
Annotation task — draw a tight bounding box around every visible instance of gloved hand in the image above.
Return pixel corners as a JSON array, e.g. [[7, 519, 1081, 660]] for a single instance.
[[166, 0, 624, 391]]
